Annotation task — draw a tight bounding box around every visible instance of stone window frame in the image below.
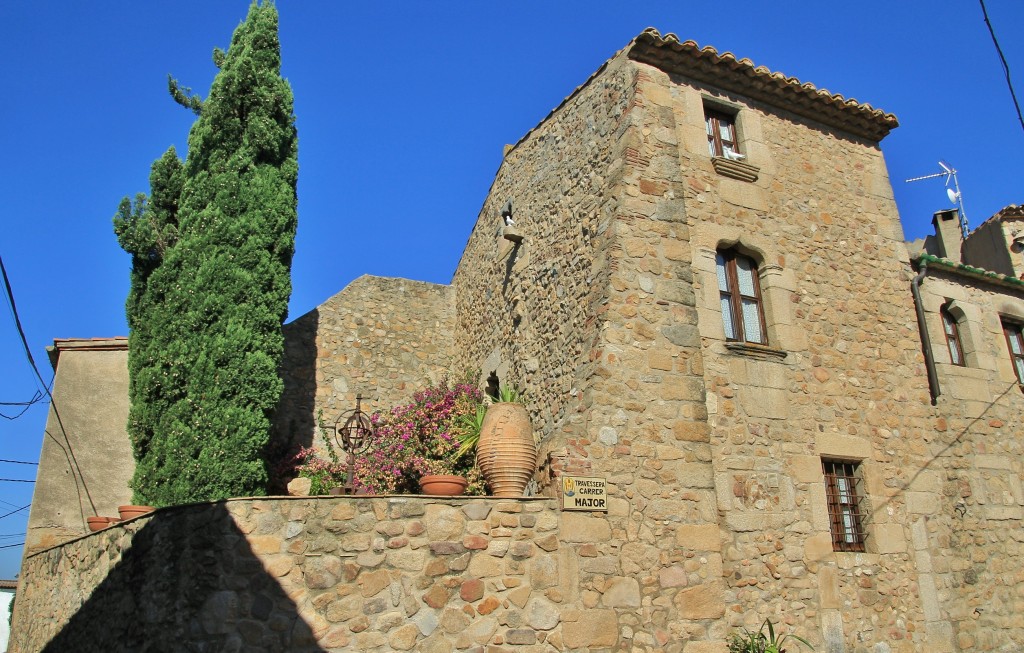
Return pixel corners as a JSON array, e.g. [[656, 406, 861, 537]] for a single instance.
[[993, 297, 1024, 385], [940, 303, 966, 367], [924, 295, 982, 371], [694, 229, 796, 361], [1001, 318, 1024, 385], [822, 458, 868, 553], [702, 97, 760, 183]]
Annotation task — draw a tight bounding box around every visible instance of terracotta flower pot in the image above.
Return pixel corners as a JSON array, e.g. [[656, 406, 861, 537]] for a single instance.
[[419, 475, 469, 496], [118, 505, 155, 521], [476, 402, 537, 497], [86, 516, 111, 532]]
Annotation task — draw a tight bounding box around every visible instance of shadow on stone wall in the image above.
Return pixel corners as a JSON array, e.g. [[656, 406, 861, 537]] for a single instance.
[[268, 308, 320, 491], [38, 503, 325, 653]]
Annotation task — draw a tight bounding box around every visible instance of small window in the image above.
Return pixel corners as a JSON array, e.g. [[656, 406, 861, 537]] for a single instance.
[[941, 306, 965, 366], [822, 459, 867, 552], [705, 109, 740, 159], [716, 249, 766, 344], [1003, 320, 1024, 384]]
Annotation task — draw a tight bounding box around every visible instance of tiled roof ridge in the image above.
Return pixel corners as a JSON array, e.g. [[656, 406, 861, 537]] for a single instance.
[[969, 203, 1024, 234], [629, 28, 899, 141], [913, 253, 1024, 289]]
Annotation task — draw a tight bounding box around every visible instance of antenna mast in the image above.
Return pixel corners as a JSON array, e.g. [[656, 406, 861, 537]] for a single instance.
[[905, 161, 969, 239]]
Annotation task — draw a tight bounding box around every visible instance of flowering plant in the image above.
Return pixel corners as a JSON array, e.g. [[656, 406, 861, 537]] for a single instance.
[[289, 413, 347, 495], [352, 378, 486, 495]]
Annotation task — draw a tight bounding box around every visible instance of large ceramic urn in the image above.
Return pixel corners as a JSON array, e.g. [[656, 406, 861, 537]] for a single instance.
[[476, 402, 537, 497]]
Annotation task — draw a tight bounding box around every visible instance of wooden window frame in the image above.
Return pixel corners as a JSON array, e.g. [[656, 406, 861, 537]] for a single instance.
[[822, 459, 867, 553], [705, 109, 739, 158], [1002, 319, 1024, 385], [717, 249, 767, 345], [941, 306, 966, 366]]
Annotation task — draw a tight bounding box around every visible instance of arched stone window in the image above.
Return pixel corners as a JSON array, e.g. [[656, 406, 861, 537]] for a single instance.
[[716, 248, 767, 345], [1003, 319, 1024, 385], [940, 304, 966, 366]]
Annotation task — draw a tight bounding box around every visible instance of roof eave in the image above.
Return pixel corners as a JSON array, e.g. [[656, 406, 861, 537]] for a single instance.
[[912, 253, 1024, 292], [627, 29, 899, 142]]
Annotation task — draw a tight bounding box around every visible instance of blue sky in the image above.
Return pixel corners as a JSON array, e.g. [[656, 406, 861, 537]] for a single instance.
[[1, 1, 1021, 578]]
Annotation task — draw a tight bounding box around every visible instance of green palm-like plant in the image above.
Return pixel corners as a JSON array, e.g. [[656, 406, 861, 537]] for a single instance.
[[497, 385, 522, 404], [455, 404, 487, 458], [727, 619, 813, 653]]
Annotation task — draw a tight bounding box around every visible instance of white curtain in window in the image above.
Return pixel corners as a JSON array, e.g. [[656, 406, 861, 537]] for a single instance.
[[715, 254, 729, 292], [721, 297, 736, 339], [736, 257, 756, 295], [741, 299, 762, 343]]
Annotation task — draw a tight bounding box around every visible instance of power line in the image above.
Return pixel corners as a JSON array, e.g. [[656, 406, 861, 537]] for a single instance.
[[979, 0, 1024, 133], [0, 505, 29, 520], [0, 390, 46, 420], [0, 254, 97, 517], [0, 459, 38, 465], [0, 479, 34, 483], [0, 542, 24, 550]]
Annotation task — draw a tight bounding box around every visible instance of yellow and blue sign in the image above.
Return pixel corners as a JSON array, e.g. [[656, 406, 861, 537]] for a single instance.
[[561, 475, 607, 512]]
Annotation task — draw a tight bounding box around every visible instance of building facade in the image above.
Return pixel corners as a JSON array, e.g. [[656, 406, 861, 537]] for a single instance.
[[16, 29, 1024, 653]]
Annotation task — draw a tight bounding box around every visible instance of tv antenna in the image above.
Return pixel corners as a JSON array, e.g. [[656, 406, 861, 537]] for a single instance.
[[905, 161, 969, 238]]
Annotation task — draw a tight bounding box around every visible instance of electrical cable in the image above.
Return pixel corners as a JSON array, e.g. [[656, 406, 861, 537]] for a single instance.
[[0, 479, 34, 483], [0, 542, 24, 550], [979, 0, 1024, 133], [0, 459, 38, 465], [0, 390, 46, 420], [0, 505, 29, 520], [0, 254, 97, 516]]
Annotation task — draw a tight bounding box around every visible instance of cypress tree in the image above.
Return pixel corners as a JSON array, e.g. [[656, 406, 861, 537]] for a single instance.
[[114, 148, 185, 475], [119, 1, 297, 505]]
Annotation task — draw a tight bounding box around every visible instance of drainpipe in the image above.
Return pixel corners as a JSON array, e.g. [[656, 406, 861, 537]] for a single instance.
[[911, 259, 940, 405]]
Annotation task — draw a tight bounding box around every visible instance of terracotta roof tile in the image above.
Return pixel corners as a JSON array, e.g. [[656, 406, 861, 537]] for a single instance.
[[628, 29, 899, 141]]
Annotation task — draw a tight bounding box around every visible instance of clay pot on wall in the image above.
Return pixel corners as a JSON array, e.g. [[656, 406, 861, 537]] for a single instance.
[[86, 516, 111, 532], [118, 505, 155, 521], [476, 402, 537, 497], [419, 475, 469, 496]]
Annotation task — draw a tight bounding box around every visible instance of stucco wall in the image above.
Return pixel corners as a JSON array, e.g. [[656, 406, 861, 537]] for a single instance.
[[25, 340, 133, 557]]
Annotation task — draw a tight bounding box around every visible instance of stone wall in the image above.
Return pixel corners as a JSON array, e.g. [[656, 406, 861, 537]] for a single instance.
[[273, 275, 454, 457], [450, 54, 637, 456], [913, 264, 1024, 651], [12, 496, 646, 653], [658, 58, 939, 650]]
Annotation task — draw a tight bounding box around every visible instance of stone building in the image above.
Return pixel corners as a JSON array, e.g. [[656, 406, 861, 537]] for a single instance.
[[14, 29, 1024, 653]]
